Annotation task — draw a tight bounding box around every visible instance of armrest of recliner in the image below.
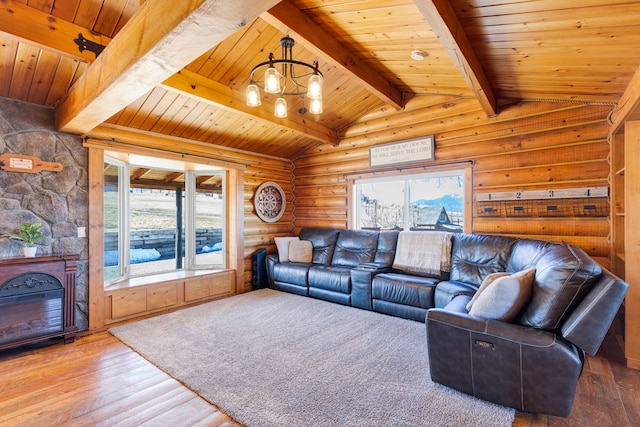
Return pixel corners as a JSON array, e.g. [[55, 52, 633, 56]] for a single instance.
[[351, 264, 392, 310], [427, 308, 557, 346], [561, 270, 627, 355], [357, 261, 392, 271], [265, 253, 279, 287], [426, 308, 584, 417]]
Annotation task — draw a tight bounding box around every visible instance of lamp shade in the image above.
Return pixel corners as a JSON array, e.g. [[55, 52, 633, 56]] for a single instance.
[[274, 97, 287, 118], [309, 96, 323, 114], [264, 66, 281, 93], [307, 74, 323, 98], [246, 84, 261, 107]]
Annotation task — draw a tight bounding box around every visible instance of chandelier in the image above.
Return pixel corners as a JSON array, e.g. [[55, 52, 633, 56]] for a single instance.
[[246, 35, 324, 118]]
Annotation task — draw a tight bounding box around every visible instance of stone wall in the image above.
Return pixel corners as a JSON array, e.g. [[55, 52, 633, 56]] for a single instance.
[[0, 97, 89, 331]]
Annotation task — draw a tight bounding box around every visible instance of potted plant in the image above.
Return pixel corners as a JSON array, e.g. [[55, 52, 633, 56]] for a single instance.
[[4, 222, 44, 257]]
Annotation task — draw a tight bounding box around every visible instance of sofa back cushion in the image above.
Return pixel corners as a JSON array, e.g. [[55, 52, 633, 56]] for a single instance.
[[374, 230, 400, 265], [449, 234, 517, 286], [331, 229, 379, 267], [299, 228, 340, 265], [508, 239, 602, 330]]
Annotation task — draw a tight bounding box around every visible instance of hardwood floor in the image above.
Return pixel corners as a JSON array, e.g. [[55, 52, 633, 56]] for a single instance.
[[0, 333, 239, 427], [514, 314, 640, 426], [0, 315, 638, 427]]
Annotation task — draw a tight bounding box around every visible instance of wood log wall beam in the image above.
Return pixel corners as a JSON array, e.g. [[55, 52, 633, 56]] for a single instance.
[[0, 0, 108, 62], [609, 64, 640, 134], [56, 0, 281, 134], [87, 124, 288, 166], [162, 69, 339, 146], [262, 0, 405, 110], [413, 0, 497, 117]]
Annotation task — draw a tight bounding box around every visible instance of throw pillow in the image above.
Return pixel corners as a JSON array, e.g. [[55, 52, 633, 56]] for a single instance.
[[467, 268, 536, 321], [274, 236, 299, 262], [466, 271, 511, 312], [288, 240, 313, 263]]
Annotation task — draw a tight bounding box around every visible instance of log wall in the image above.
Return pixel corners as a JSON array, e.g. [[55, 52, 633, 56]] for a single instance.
[[242, 154, 295, 291], [292, 97, 613, 268]]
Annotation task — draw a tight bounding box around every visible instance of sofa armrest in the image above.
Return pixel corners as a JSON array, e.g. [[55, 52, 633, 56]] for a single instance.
[[351, 265, 392, 310], [427, 308, 557, 345], [265, 253, 279, 288], [357, 262, 391, 271], [561, 270, 627, 355]]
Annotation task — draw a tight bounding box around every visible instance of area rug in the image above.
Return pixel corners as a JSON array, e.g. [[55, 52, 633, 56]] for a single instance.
[[110, 289, 515, 427]]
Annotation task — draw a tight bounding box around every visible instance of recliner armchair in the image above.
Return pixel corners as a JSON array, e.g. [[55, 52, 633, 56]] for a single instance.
[[426, 235, 628, 417]]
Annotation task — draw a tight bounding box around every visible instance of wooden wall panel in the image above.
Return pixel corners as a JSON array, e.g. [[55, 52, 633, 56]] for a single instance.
[[292, 97, 613, 268], [242, 156, 295, 292]]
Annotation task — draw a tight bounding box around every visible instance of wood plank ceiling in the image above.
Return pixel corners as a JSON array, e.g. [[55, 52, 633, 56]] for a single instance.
[[1, 0, 640, 160]]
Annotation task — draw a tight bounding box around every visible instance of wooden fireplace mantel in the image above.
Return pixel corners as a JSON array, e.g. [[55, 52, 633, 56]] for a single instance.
[[0, 254, 79, 351]]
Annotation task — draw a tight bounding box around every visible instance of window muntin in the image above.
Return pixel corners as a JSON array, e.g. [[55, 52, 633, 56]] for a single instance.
[[104, 157, 126, 282]]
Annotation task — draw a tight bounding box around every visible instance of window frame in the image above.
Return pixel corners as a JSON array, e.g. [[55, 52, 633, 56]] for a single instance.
[[103, 154, 226, 286], [185, 170, 227, 270], [347, 163, 473, 233]]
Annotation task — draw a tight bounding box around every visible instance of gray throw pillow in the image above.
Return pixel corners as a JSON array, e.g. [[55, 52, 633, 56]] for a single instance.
[[468, 268, 536, 321]]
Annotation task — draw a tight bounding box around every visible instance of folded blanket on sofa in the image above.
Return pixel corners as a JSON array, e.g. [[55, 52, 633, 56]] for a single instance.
[[392, 231, 453, 276]]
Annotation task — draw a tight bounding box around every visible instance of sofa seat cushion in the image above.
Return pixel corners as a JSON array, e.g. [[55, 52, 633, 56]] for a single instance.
[[308, 265, 352, 294], [434, 280, 479, 308], [443, 294, 473, 313], [372, 273, 439, 309], [273, 262, 312, 287]]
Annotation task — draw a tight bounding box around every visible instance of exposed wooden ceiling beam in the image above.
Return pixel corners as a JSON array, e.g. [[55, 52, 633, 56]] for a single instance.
[[610, 64, 640, 134], [164, 172, 184, 183], [5, 1, 334, 145], [0, 0, 107, 62], [262, 0, 405, 110], [413, 0, 497, 117], [162, 69, 339, 146], [56, 0, 281, 134], [131, 168, 151, 180]]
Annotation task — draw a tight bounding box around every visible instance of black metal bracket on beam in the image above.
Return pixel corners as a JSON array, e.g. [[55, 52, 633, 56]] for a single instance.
[[73, 33, 106, 58]]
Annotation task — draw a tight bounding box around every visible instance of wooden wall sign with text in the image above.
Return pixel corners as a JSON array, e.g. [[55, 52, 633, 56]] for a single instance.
[[369, 136, 434, 167], [0, 154, 63, 173]]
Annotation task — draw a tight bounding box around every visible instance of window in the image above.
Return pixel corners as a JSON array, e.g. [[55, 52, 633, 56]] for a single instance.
[[351, 166, 470, 232], [104, 153, 225, 285]]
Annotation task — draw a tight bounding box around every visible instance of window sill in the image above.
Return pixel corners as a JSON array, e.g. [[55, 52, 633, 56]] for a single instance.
[[105, 268, 228, 291]]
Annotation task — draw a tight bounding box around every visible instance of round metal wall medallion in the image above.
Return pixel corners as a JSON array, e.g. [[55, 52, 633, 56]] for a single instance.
[[254, 181, 286, 223]]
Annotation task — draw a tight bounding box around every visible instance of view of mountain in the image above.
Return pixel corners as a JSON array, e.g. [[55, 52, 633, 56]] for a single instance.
[[411, 194, 463, 213]]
